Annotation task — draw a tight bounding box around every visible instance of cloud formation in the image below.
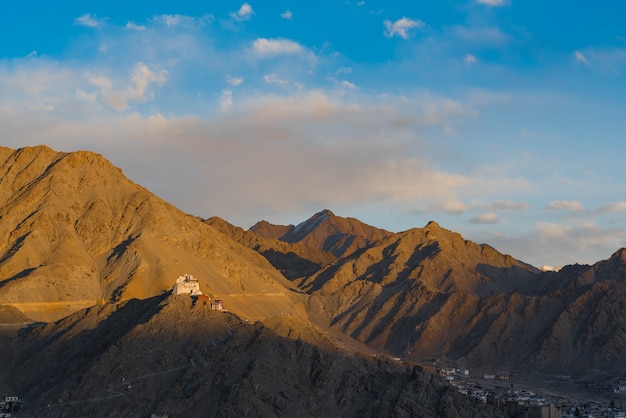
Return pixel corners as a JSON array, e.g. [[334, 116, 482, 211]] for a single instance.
[[469, 212, 499, 224], [252, 38, 304, 57], [464, 54, 478, 64], [545, 200, 586, 211], [574, 50, 590, 66], [125, 22, 146, 31], [491, 200, 530, 211], [383, 17, 425, 39], [473, 220, 626, 268], [226, 76, 244, 87], [75, 13, 105, 28], [2, 5, 626, 269], [96, 63, 169, 111], [230, 3, 254, 21], [598, 202, 626, 213], [219, 89, 233, 112]]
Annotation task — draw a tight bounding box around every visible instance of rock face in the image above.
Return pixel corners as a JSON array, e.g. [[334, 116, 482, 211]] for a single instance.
[[205, 216, 334, 281], [240, 210, 393, 281], [11, 294, 505, 417], [0, 146, 300, 321], [286, 220, 626, 375], [251, 209, 393, 260]]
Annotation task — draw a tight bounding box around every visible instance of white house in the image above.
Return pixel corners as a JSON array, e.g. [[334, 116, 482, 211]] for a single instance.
[[173, 274, 202, 296]]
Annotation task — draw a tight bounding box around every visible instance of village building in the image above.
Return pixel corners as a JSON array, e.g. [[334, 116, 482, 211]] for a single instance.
[[173, 274, 202, 296], [0, 396, 21, 415]]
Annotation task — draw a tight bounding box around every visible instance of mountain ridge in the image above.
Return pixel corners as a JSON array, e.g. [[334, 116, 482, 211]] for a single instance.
[[2, 144, 626, 385], [0, 145, 301, 322], [250, 209, 394, 259]]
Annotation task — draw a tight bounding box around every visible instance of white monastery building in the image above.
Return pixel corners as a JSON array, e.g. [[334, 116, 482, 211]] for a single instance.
[[173, 274, 202, 296]]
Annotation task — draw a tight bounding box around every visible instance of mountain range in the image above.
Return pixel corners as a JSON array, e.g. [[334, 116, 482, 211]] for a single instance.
[[1, 145, 625, 415]]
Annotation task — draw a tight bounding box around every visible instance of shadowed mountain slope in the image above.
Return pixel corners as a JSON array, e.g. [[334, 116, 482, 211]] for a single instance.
[[299, 221, 626, 375], [10, 294, 506, 417], [205, 216, 334, 281], [250, 209, 393, 259], [0, 146, 300, 321]]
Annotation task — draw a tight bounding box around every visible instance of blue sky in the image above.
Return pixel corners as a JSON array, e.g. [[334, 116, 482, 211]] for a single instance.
[[1, 1, 626, 268]]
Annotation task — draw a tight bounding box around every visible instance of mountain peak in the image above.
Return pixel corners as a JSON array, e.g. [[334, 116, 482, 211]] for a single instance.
[[315, 209, 335, 217], [612, 247, 626, 260], [425, 220, 441, 230]]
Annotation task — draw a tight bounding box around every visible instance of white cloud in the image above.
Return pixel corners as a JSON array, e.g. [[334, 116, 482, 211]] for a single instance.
[[341, 80, 356, 90], [469, 212, 499, 224], [252, 38, 304, 57], [226, 76, 244, 87], [491, 200, 530, 211], [0, 90, 478, 218], [230, 3, 254, 21], [453, 26, 510, 47], [464, 54, 478, 64], [281, 10, 293, 20], [575, 50, 590, 66], [74, 13, 105, 28], [336, 67, 352, 75], [99, 63, 169, 111], [477, 221, 626, 267], [88, 74, 113, 90], [125, 22, 146, 31], [438, 200, 472, 215], [476, 0, 506, 6], [383, 17, 425, 39], [598, 202, 626, 213], [545, 200, 586, 211], [219, 90, 233, 113], [155, 14, 183, 27], [263, 73, 289, 85], [152, 14, 212, 28]]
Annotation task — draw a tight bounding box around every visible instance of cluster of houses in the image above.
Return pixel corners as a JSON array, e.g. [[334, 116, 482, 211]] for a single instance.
[[438, 368, 563, 417], [439, 367, 626, 418], [0, 396, 21, 417], [173, 274, 223, 311]]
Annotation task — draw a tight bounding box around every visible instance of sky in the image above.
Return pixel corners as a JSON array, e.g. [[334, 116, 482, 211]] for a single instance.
[[1, 1, 626, 268]]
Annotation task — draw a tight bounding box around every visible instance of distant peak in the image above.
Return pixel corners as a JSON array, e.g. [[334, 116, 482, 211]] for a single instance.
[[13, 144, 57, 159], [292, 210, 331, 234], [313, 209, 335, 218], [611, 248, 626, 261], [425, 220, 441, 229], [17, 144, 55, 153]]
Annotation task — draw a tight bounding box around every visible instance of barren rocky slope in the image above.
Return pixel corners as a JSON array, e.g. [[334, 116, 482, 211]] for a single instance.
[[250, 209, 393, 260], [3, 143, 626, 388], [0, 146, 300, 322], [289, 220, 626, 376], [10, 294, 505, 417], [205, 216, 334, 281]]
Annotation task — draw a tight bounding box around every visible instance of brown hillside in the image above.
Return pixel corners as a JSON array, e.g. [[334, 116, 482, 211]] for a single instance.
[[300, 221, 626, 375], [0, 146, 301, 321], [250, 209, 393, 261], [9, 294, 506, 417], [205, 216, 334, 281]]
